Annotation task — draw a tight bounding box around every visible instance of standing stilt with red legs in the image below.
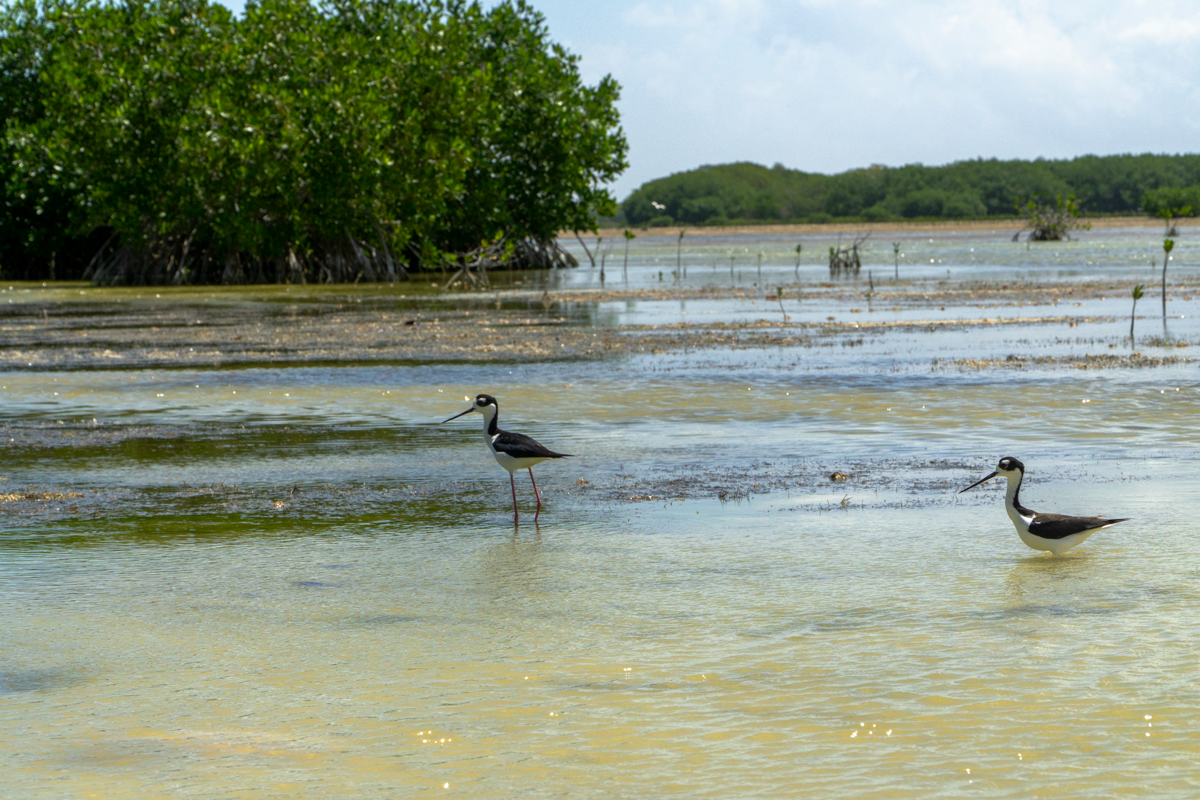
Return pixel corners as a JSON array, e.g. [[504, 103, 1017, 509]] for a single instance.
[[443, 394, 570, 523]]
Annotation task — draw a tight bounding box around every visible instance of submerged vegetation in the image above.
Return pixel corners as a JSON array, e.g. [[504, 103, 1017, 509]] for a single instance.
[[0, 0, 627, 284], [621, 156, 1200, 227]]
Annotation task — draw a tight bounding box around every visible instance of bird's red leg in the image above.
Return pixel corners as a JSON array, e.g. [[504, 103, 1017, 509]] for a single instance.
[[510, 472, 519, 521], [529, 468, 542, 521], [529, 468, 543, 508]]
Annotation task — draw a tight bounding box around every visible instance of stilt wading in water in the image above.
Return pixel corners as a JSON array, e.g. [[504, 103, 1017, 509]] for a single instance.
[[959, 457, 1129, 555], [443, 394, 570, 522]]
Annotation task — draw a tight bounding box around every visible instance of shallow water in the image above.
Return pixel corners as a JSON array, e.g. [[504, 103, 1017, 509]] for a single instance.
[[562, 223, 1195, 287], [3, 227, 1200, 797]]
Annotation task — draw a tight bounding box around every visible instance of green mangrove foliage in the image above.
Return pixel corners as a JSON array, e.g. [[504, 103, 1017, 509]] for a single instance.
[[0, 0, 627, 284], [622, 156, 1200, 227], [1013, 193, 1090, 242], [1141, 186, 1200, 218]]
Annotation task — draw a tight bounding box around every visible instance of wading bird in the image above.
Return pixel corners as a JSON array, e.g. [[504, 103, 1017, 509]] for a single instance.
[[959, 457, 1129, 555], [442, 394, 570, 522]]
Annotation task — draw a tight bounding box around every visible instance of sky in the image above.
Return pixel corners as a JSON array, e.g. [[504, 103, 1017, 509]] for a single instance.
[[219, 1, 1200, 200]]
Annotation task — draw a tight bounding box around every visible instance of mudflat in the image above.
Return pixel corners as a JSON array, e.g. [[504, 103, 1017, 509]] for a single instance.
[[1, 275, 1193, 370]]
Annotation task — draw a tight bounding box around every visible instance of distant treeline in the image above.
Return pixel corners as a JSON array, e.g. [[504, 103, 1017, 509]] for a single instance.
[[621, 156, 1200, 227], [0, 0, 626, 284]]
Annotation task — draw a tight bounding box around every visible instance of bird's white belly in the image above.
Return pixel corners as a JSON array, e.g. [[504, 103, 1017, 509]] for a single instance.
[[1046, 530, 1093, 555], [1015, 527, 1093, 555], [1015, 526, 1053, 552], [490, 449, 549, 473], [1008, 507, 1093, 555]]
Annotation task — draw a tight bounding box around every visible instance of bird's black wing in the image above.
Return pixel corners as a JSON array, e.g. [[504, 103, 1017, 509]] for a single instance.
[[1028, 513, 1129, 540], [493, 430, 570, 459]]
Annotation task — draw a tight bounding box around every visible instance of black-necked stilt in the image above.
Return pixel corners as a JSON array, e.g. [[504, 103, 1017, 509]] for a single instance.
[[442, 393, 570, 522], [959, 457, 1129, 555]]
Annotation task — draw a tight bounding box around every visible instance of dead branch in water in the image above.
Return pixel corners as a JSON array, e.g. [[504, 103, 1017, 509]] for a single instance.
[[829, 232, 869, 278]]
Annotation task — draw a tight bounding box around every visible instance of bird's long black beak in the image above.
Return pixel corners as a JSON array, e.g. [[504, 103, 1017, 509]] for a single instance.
[[959, 471, 998, 494], [441, 407, 476, 424]]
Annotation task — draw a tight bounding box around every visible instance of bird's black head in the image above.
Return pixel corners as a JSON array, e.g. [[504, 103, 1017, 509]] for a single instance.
[[959, 456, 1025, 494], [442, 393, 499, 424], [996, 457, 1025, 475]]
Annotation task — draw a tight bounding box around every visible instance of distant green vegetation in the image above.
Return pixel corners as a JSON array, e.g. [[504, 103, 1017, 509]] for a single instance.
[[0, 0, 626, 284], [621, 156, 1200, 227], [1141, 186, 1200, 217]]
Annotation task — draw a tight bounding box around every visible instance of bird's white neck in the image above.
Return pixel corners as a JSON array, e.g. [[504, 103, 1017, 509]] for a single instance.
[[1003, 471, 1022, 504], [1002, 470, 1031, 529], [478, 405, 498, 436]]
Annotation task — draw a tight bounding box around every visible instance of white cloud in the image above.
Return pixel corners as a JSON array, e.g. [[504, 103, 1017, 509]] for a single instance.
[[1118, 12, 1200, 44], [561, 0, 1200, 196]]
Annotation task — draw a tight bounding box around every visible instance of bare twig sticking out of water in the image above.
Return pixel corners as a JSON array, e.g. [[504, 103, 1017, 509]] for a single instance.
[[676, 230, 685, 280], [1130, 284, 1144, 345], [1162, 238, 1174, 320], [599, 242, 613, 285]]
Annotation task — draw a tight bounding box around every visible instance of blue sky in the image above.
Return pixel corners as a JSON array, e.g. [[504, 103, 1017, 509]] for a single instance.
[[219, 1, 1200, 200]]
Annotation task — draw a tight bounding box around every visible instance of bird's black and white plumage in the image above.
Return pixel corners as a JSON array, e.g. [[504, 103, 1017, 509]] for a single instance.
[[959, 456, 1129, 555], [442, 393, 570, 521]]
